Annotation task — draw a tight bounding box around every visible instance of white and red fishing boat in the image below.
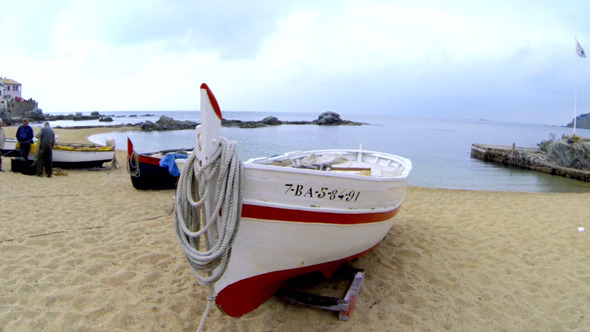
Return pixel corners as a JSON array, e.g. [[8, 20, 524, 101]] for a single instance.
[[174, 84, 411, 319]]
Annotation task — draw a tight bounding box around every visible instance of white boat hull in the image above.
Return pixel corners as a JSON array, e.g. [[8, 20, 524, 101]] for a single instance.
[[3, 138, 115, 167], [212, 148, 410, 316], [52, 148, 114, 164]]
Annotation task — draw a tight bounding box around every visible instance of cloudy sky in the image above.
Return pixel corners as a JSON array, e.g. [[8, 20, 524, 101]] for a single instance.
[[1, 0, 589, 125]]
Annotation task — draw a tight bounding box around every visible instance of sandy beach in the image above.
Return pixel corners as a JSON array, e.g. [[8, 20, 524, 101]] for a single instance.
[[1, 126, 590, 331]]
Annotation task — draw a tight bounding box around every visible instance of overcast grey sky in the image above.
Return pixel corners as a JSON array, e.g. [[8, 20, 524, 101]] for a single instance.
[[1, 0, 589, 125]]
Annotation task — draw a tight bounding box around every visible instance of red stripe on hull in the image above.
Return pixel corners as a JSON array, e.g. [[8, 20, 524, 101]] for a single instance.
[[138, 155, 162, 166], [127, 138, 165, 167], [215, 247, 373, 317], [241, 204, 399, 224]]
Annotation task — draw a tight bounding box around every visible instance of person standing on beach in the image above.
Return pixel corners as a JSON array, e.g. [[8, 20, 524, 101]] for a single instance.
[[16, 118, 34, 161], [0, 119, 5, 171], [36, 122, 55, 177]]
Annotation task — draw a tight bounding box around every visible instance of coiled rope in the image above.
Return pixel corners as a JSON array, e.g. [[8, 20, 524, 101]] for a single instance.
[[174, 137, 243, 332], [126, 150, 141, 177]]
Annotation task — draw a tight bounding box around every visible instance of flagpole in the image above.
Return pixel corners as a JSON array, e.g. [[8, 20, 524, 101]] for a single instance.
[[574, 36, 588, 135], [575, 37, 578, 136]]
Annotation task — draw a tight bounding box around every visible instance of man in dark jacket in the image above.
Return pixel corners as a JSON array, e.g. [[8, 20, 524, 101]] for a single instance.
[[36, 122, 55, 177], [16, 118, 34, 160]]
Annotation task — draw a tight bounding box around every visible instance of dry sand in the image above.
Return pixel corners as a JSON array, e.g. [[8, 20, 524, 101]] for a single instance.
[[1, 127, 590, 331]]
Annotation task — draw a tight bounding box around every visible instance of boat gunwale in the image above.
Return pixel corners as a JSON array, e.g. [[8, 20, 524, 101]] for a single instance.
[[5, 138, 114, 152], [244, 148, 412, 181]]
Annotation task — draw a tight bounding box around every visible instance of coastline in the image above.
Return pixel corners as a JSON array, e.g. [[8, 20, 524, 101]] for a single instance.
[[1, 127, 590, 331]]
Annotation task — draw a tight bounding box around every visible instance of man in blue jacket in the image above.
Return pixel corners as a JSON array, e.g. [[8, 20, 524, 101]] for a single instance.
[[16, 118, 34, 160]]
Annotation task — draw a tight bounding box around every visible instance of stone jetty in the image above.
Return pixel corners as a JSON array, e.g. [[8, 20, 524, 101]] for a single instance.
[[471, 136, 590, 182]]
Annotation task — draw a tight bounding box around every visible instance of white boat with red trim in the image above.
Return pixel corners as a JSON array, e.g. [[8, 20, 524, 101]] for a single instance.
[[174, 84, 412, 319]]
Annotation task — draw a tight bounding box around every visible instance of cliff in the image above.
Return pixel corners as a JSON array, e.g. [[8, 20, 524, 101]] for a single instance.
[[566, 113, 590, 129]]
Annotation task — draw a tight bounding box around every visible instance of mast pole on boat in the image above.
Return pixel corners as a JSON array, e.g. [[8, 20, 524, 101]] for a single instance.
[[197, 83, 223, 245]]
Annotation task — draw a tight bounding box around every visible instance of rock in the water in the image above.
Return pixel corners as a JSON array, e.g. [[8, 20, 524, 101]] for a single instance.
[[316, 111, 342, 125], [28, 108, 45, 121], [239, 121, 267, 128], [261, 116, 281, 125], [139, 115, 199, 131]]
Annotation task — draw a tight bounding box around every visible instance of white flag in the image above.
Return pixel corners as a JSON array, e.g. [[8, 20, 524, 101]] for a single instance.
[[576, 39, 586, 58]]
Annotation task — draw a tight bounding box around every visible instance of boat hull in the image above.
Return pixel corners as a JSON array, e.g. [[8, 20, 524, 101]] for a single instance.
[[212, 156, 408, 316], [126, 138, 179, 190], [52, 149, 114, 168], [3, 138, 115, 168], [1, 139, 21, 157], [128, 155, 178, 190]]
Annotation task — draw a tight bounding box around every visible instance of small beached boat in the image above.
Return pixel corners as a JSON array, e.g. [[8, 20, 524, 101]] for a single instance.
[[174, 84, 412, 319], [1, 138, 22, 157], [4, 138, 116, 168], [126, 139, 191, 190]]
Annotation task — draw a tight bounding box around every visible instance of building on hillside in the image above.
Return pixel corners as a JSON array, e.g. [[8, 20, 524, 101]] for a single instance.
[[0, 79, 4, 95], [1, 78, 22, 101], [0, 79, 6, 104], [0, 78, 41, 124]]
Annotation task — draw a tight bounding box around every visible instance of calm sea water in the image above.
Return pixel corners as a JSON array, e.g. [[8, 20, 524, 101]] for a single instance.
[[67, 110, 590, 193]]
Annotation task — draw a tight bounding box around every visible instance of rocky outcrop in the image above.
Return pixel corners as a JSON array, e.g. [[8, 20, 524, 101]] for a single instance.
[[221, 119, 267, 128], [261, 116, 281, 125], [314, 111, 362, 126], [216, 112, 363, 129], [0, 106, 10, 125], [139, 115, 199, 131], [544, 136, 590, 170], [45, 113, 102, 121], [471, 135, 590, 182], [1, 98, 44, 124], [143, 112, 364, 131], [25, 112, 364, 131], [315, 111, 341, 125], [6, 99, 40, 120], [27, 108, 45, 121]]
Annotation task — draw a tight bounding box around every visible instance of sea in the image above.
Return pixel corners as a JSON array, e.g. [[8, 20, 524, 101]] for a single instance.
[[43, 110, 590, 193]]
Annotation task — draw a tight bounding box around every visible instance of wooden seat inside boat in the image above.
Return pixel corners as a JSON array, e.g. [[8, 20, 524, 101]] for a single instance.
[[259, 151, 406, 177]]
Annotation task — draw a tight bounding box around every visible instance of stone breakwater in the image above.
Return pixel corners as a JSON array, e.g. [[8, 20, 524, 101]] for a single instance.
[[471, 142, 590, 182]]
